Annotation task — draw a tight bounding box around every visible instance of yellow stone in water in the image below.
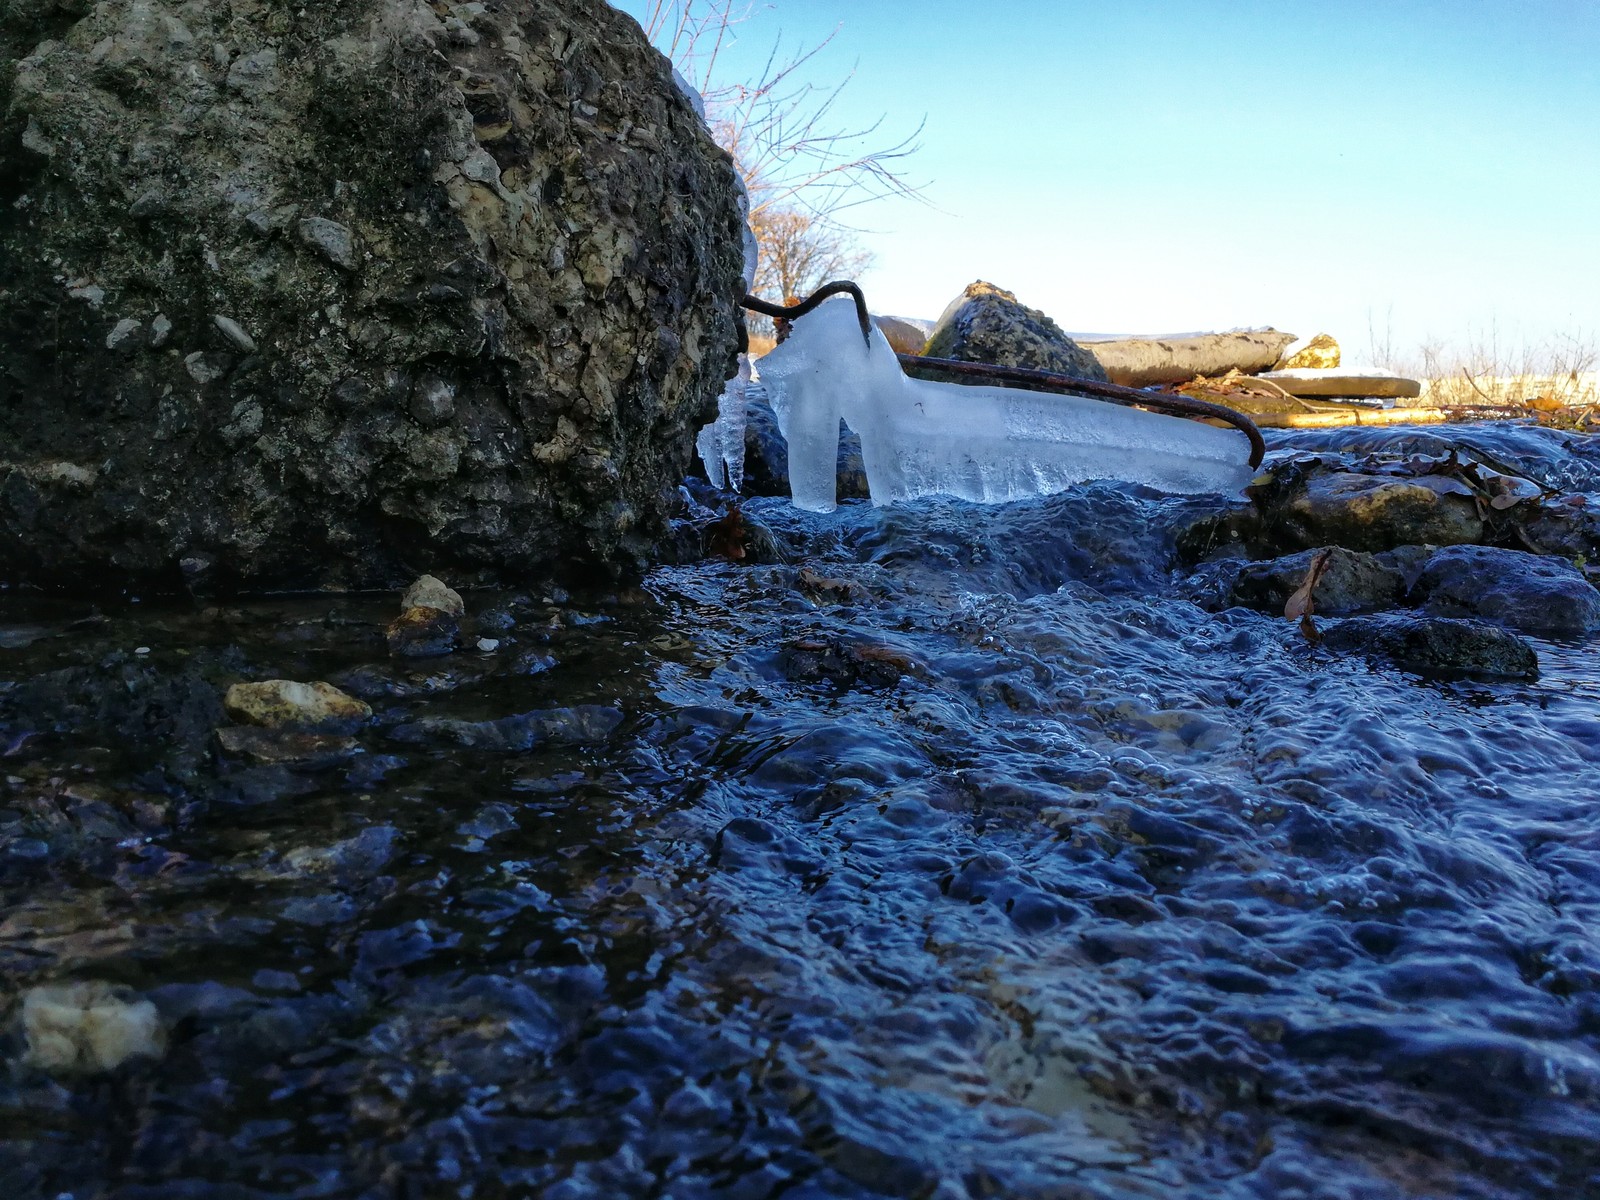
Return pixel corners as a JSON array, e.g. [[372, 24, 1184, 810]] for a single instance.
[[223, 680, 372, 730], [1279, 333, 1341, 370], [22, 982, 166, 1074]]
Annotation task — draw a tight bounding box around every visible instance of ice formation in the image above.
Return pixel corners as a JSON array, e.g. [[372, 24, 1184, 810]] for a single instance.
[[696, 352, 751, 490], [757, 297, 1256, 512], [691, 134, 757, 491]]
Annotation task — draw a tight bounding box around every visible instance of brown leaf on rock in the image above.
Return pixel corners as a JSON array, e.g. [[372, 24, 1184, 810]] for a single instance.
[[706, 504, 748, 562], [1284, 548, 1332, 621]]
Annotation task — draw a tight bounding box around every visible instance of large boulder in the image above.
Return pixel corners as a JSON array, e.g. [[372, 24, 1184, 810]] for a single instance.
[[0, 0, 744, 592], [917, 281, 1109, 384]]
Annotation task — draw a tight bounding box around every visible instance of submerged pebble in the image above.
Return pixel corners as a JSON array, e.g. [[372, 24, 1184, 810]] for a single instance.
[[386, 606, 460, 658]]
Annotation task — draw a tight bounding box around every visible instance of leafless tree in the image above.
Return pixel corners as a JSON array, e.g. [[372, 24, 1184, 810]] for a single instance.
[[749, 206, 872, 305], [631, 0, 921, 307]]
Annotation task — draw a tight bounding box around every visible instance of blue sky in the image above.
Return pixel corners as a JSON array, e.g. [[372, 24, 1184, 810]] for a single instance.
[[617, 2, 1600, 365]]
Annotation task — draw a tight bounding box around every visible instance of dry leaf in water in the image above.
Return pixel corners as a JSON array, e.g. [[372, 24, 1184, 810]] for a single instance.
[[1285, 549, 1332, 622]]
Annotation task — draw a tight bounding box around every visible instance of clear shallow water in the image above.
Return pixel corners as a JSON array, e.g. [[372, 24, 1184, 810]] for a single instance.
[[3, 424, 1600, 1198]]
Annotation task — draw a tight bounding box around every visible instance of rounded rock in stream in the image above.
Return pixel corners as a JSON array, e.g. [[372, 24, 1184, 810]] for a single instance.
[[1193, 545, 1407, 615], [1322, 613, 1539, 678], [1258, 464, 1485, 552], [1412, 544, 1600, 638], [399, 574, 466, 619], [0, 0, 745, 593]]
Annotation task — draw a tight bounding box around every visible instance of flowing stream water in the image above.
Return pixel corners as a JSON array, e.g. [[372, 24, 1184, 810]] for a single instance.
[[3, 423, 1599, 1198]]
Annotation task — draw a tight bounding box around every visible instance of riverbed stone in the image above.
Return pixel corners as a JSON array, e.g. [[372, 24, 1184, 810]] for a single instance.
[[1516, 495, 1600, 561], [0, 0, 745, 593], [1202, 546, 1406, 615], [1256, 464, 1484, 553], [918, 281, 1109, 383], [386, 607, 461, 658], [222, 680, 372, 733], [1322, 614, 1539, 679], [215, 726, 361, 767], [1410, 545, 1600, 638], [400, 574, 465, 618]]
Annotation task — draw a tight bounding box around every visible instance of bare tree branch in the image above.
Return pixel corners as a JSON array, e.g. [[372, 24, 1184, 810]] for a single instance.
[[631, 0, 923, 317]]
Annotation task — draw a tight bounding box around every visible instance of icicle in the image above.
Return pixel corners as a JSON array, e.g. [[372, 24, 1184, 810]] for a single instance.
[[696, 353, 751, 491]]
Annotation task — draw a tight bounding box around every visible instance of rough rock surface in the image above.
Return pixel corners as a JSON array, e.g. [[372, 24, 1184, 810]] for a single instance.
[[1520, 496, 1600, 561], [222, 679, 372, 732], [1278, 333, 1341, 370], [1248, 461, 1485, 553], [917, 281, 1109, 384], [1411, 545, 1600, 638], [0, 0, 744, 592], [400, 573, 465, 617], [1191, 546, 1406, 615], [21, 981, 167, 1074]]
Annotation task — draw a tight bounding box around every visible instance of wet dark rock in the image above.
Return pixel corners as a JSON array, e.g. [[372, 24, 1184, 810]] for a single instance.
[[215, 726, 360, 768], [1322, 614, 1539, 678], [917, 280, 1109, 383], [279, 825, 399, 877], [389, 705, 623, 751], [1192, 546, 1407, 615], [385, 606, 460, 658], [778, 636, 916, 690], [0, 0, 744, 593], [3, 654, 232, 785], [1173, 497, 1263, 564], [1411, 545, 1600, 638], [1517, 495, 1600, 561]]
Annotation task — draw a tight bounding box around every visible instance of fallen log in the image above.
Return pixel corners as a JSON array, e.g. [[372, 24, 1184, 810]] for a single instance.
[[1256, 368, 1422, 399], [1073, 328, 1298, 387]]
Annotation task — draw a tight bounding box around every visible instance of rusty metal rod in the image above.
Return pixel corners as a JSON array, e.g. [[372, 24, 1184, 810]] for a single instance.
[[897, 353, 1267, 469], [742, 281, 873, 347]]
